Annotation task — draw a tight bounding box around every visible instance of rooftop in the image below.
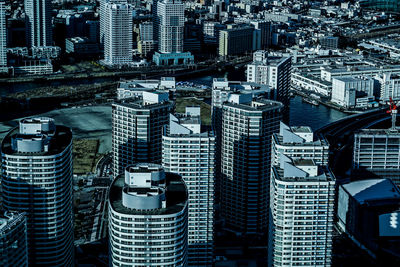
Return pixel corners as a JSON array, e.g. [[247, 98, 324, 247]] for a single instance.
[[109, 172, 187, 216], [292, 126, 313, 133], [223, 98, 283, 112], [1, 125, 72, 156], [342, 179, 400, 204], [273, 165, 335, 183]]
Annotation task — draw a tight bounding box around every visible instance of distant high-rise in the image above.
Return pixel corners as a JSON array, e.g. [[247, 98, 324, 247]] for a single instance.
[[218, 25, 255, 57], [153, 0, 193, 65], [24, 0, 53, 47], [269, 157, 335, 266], [250, 20, 273, 49], [0, 211, 28, 267], [162, 107, 215, 266], [246, 51, 291, 121], [0, 2, 6, 68], [112, 91, 173, 177], [157, 0, 184, 53], [1, 117, 74, 266], [103, 2, 133, 66], [138, 22, 155, 57], [108, 163, 188, 266], [220, 95, 283, 235]]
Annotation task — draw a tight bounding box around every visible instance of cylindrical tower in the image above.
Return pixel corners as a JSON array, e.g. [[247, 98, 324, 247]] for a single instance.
[[1, 117, 74, 266], [109, 163, 188, 266]]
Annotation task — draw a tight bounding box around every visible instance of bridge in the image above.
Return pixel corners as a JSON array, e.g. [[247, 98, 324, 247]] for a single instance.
[[315, 107, 391, 179]]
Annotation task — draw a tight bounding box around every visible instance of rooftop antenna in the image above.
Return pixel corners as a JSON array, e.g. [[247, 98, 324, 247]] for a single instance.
[[387, 97, 398, 131]]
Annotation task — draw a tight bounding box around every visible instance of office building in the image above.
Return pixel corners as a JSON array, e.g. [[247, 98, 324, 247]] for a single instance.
[[338, 179, 400, 260], [319, 36, 339, 50], [0, 2, 6, 69], [331, 76, 375, 108], [157, 0, 184, 53], [250, 20, 273, 49], [162, 107, 215, 266], [353, 128, 400, 187], [220, 95, 283, 235], [376, 73, 400, 101], [108, 163, 188, 266], [24, 0, 53, 47], [272, 122, 329, 167], [1, 117, 74, 266], [138, 22, 155, 57], [269, 157, 335, 266], [153, 0, 193, 65], [112, 91, 173, 177], [0, 211, 28, 267], [359, 0, 400, 12], [203, 21, 226, 44], [246, 51, 291, 120], [218, 25, 256, 57], [103, 2, 133, 66]]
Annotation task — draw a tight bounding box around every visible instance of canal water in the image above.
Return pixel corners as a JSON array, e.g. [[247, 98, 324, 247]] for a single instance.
[[187, 71, 348, 130]]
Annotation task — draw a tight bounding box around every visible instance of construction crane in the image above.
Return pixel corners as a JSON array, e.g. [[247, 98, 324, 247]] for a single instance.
[[387, 97, 398, 131]]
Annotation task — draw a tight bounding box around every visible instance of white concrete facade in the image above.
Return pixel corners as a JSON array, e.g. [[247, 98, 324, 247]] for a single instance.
[[112, 94, 173, 177], [103, 2, 133, 66], [162, 109, 215, 266], [269, 158, 335, 267], [108, 164, 188, 266], [157, 0, 184, 53]]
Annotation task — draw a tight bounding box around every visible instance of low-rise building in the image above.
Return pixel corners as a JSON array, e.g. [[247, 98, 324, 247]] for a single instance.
[[331, 76, 375, 108], [338, 179, 400, 260]]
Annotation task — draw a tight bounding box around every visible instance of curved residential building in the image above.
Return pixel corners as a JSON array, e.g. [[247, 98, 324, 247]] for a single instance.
[[1, 117, 74, 266], [0, 211, 28, 267], [109, 163, 188, 266]]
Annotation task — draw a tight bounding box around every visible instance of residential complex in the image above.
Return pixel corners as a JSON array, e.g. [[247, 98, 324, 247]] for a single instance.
[[112, 91, 173, 177], [102, 2, 134, 66], [1, 117, 74, 266], [272, 122, 330, 167], [108, 163, 188, 266], [162, 107, 215, 266], [220, 95, 282, 235], [269, 158, 335, 266], [246, 51, 291, 120]]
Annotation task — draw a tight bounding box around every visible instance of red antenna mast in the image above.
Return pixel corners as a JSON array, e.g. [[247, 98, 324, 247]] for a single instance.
[[387, 97, 398, 130]]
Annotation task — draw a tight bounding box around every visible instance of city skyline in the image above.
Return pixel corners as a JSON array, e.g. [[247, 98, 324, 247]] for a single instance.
[[1, 0, 400, 266]]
